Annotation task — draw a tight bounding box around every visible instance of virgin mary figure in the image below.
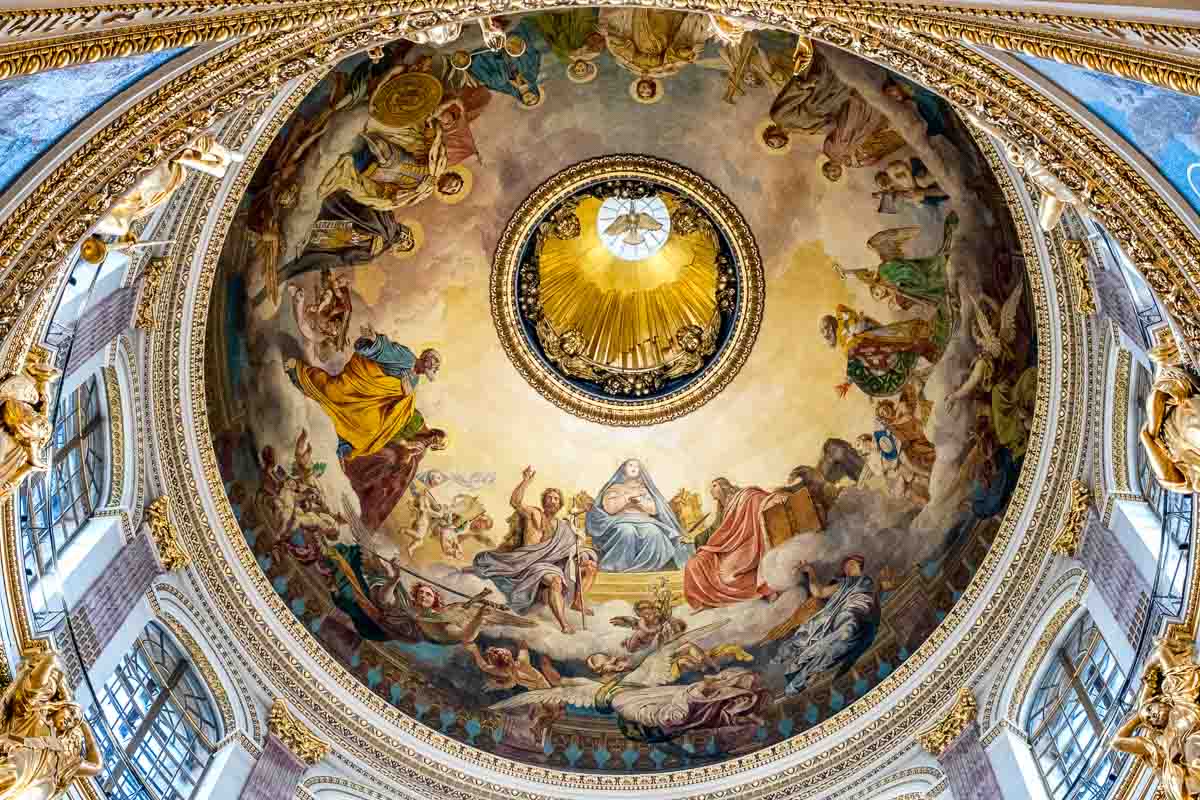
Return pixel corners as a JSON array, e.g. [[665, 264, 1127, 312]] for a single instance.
[[585, 459, 691, 572]]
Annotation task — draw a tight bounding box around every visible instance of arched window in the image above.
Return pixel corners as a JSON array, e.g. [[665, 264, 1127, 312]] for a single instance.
[[1132, 362, 1163, 516], [86, 621, 222, 800], [17, 375, 107, 588], [1025, 613, 1128, 799]]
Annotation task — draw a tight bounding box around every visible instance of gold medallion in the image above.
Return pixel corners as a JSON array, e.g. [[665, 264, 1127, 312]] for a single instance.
[[368, 71, 444, 127], [492, 155, 763, 426]]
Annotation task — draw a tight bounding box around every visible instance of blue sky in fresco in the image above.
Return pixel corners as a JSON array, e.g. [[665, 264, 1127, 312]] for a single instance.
[[0, 50, 184, 194], [1019, 55, 1200, 217]]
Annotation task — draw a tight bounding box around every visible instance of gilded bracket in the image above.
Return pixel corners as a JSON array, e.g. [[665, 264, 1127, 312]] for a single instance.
[[269, 698, 332, 765], [1051, 480, 1092, 557], [146, 495, 191, 571], [918, 687, 978, 757]]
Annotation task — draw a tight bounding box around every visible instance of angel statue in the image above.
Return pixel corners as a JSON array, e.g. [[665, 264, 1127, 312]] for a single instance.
[[535, 318, 604, 382], [963, 108, 1091, 232], [836, 212, 958, 312], [490, 621, 771, 745], [1111, 630, 1200, 800], [662, 321, 719, 381], [945, 280, 1036, 457], [0, 652, 103, 800], [93, 134, 244, 245], [1139, 341, 1200, 494]]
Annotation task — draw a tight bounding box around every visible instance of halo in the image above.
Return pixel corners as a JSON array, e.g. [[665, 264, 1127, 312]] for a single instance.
[[436, 165, 473, 205], [755, 118, 792, 156], [629, 77, 664, 105], [566, 59, 599, 84], [389, 219, 425, 260], [516, 86, 546, 110]]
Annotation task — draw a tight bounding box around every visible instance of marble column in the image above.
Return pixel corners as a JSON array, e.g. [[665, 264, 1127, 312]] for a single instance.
[[920, 689, 1006, 800], [238, 700, 330, 800]]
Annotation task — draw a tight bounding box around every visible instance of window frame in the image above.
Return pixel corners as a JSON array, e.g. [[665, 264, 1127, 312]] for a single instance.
[[87, 621, 221, 800], [17, 375, 107, 588]]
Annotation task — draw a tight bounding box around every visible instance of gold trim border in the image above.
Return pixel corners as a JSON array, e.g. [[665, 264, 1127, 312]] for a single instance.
[[490, 154, 765, 427]]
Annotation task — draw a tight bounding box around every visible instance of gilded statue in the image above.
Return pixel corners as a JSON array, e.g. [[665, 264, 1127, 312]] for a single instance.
[[1138, 341, 1200, 494], [962, 108, 1091, 232], [0, 651, 103, 800], [0, 346, 59, 495], [86, 133, 244, 260], [1112, 630, 1200, 800]]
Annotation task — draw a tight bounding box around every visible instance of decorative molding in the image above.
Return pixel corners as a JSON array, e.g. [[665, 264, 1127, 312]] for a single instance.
[[1007, 593, 1084, 723], [268, 698, 331, 765], [1064, 239, 1097, 317], [145, 495, 190, 571], [100, 365, 125, 509], [158, 612, 236, 733], [135, 257, 171, 330], [1051, 480, 1092, 557], [918, 688, 978, 757], [1112, 349, 1133, 493], [1101, 491, 1143, 528]]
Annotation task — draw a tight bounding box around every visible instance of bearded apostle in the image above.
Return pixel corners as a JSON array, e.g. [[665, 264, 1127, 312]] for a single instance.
[[683, 478, 784, 610], [601, 9, 710, 97]]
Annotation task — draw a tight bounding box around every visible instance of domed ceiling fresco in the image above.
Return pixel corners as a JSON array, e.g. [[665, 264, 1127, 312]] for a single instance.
[[205, 9, 1034, 773]]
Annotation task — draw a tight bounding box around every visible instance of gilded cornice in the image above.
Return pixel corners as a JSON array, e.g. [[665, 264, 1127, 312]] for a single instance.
[[0, 0, 1199, 101], [1051, 480, 1092, 557], [268, 698, 331, 765], [917, 688, 978, 757]]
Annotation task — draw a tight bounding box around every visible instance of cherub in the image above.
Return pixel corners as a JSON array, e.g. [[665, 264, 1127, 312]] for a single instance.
[[436, 512, 494, 560], [873, 158, 948, 213], [945, 281, 1024, 408], [463, 639, 562, 691], [586, 653, 633, 676], [669, 642, 754, 680], [609, 578, 685, 652], [403, 472, 449, 557]]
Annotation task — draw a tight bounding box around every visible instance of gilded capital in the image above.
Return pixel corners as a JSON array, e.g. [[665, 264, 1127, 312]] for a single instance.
[[1051, 480, 1092, 557], [0, 345, 59, 497], [918, 687, 978, 757], [146, 496, 191, 572], [268, 698, 330, 765], [1063, 240, 1097, 316]]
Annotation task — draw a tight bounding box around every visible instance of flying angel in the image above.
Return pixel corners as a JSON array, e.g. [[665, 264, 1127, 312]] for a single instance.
[[488, 621, 769, 740], [836, 213, 959, 311], [946, 280, 1024, 406]]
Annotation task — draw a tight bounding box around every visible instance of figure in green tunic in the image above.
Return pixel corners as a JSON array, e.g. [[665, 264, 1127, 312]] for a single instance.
[[837, 211, 958, 311]]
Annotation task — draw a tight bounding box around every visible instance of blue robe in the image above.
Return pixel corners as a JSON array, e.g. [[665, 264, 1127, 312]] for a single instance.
[[468, 21, 542, 102], [772, 574, 878, 696], [585, 466, 691, 572]]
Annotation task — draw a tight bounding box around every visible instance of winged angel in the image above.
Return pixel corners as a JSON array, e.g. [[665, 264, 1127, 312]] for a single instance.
[[489, 621, 769, 742], [945, 281, 1024, 406], [837, 213, 957, 311], [332, 500, 536, 645]]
